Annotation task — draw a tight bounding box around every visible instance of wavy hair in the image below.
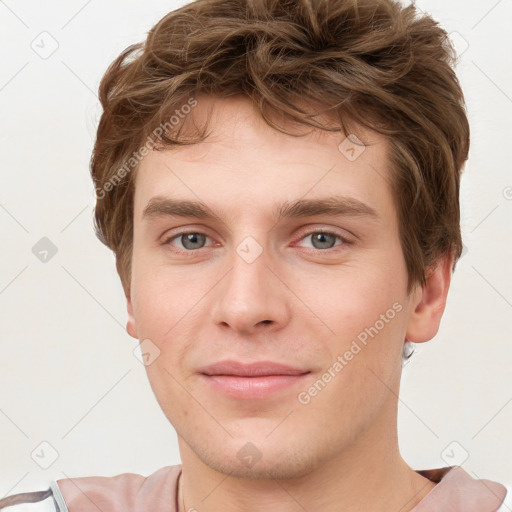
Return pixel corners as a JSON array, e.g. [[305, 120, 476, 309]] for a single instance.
[[91, 0, 469, 295]]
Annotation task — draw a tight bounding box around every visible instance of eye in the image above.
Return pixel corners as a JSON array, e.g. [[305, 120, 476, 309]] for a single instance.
[[164, 232, 212, 251], [162, 229, 350, 253], [297, 230, 348, 250]]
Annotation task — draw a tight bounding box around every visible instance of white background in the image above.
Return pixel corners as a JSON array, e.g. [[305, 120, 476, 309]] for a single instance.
[[1, 0, 511, 499]]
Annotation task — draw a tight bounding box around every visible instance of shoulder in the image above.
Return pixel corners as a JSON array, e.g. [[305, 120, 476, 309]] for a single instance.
[[0, 466, 181, 512], [55, 465, 181, 512], [415, 466, 510, 512]]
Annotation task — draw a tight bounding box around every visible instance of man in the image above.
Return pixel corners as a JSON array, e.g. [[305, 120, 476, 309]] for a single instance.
[[1, 0, 509, 510]]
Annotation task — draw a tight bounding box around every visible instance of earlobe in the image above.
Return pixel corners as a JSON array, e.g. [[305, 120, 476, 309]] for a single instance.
[[126, 294, 138, 339], [405, 252, 454, 344]]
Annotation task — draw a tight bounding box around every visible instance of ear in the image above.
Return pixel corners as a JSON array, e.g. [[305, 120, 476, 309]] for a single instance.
[[126, 292, 138, 339], [405, 252, 454, 343]]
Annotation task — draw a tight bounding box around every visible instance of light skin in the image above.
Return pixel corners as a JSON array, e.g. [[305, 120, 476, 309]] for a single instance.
[[126, 94, 453, 512]]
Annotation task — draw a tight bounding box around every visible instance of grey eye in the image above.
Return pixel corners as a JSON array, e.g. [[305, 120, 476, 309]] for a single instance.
[[309, 232, 338, 249], [180, 233, 207, 250]]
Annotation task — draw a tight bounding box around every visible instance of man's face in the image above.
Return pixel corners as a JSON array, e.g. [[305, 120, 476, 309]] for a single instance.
[[127, 95, 420, 478]]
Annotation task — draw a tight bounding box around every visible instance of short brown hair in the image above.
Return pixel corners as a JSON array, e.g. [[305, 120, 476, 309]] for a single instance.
[[91, 0, 469, 295]]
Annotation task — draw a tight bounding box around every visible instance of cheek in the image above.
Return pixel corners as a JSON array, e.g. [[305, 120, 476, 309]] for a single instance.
[[130, 246, 202, 339], [130, 268, 197, 419], [297, 257, 407, 335], [297, 257, 409, 394], [129, 260, 213, 396], [131, 278, 169, 339], [298, 270, 407, 429]]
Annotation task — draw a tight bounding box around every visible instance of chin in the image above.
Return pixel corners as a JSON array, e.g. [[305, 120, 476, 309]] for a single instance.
[[192, 433, 324, 480]]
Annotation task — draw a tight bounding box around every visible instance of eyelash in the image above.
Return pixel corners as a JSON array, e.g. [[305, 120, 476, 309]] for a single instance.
[[162, 229, 351, 255]]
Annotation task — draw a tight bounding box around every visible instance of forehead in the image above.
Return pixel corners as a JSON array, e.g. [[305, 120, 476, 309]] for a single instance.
[[133, 95, 393, 221]]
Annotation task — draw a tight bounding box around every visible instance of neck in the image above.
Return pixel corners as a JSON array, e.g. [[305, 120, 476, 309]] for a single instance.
[[176, 420, 435, 512]]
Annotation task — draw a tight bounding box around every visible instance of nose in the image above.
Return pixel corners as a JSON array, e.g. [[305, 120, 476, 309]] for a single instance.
[[211, 237, 291, 336]]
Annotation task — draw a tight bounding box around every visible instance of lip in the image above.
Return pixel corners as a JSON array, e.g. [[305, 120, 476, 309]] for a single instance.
[[198, 360, 311, 400], [198, 360, 310, 377], [201, 374, 310, 399]]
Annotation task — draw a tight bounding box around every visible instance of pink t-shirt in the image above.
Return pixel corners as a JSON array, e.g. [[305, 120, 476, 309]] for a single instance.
[[52, 465, 508, 512]]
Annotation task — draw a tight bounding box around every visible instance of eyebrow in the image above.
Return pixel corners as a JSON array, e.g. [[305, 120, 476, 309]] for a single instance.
[[141, 195, 379, 223]]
